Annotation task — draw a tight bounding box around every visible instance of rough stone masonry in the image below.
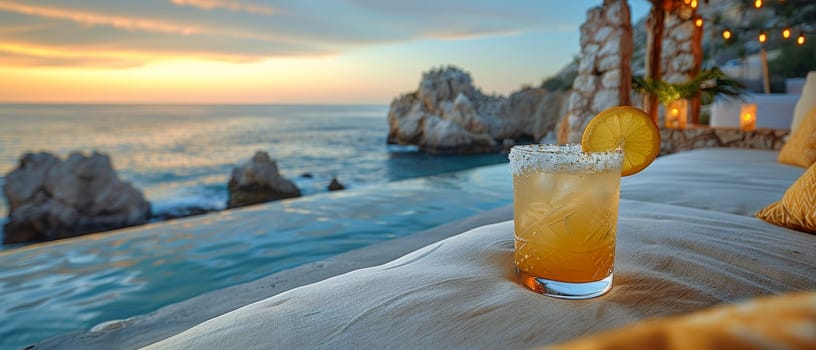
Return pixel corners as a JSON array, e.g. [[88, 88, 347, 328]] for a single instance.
[[564, 0, 633, 143]]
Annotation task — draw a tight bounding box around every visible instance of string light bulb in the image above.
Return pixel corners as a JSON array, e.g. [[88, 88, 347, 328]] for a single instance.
[[758, 31, 767, 43], [782, 28, 792, 39], [691, 0, 698, 9], [754, 0, 762, 8], [695, 18, 703, 28], [723, 29, 732, 40], [798, 33, 806, 45]]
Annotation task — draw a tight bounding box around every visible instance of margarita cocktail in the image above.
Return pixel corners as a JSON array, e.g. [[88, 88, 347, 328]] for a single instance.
[[509, 144, 623, 299]]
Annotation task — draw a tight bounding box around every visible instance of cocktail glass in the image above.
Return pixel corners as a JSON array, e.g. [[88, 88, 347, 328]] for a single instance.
[[508, 144, 623, 299]]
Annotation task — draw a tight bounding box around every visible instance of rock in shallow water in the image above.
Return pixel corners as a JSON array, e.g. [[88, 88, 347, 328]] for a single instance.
[[2, 151, 151, 244], [227, 151, 301, 209], [327, 178, 345, 191]]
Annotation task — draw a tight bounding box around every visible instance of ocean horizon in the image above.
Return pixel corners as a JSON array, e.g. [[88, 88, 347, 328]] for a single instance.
[[0, 103, 509, 246]]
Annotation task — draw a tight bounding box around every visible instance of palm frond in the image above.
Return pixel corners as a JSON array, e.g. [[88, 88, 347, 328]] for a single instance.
[[632, 68, 746, 105]]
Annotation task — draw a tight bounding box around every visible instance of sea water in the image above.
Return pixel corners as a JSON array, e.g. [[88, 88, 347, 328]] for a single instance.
[[0, 104, 508, 234], [0, 104, 511, 348]]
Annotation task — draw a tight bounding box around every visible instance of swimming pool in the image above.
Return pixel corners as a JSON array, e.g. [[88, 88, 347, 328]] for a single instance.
[[0, 163, 511, 349]]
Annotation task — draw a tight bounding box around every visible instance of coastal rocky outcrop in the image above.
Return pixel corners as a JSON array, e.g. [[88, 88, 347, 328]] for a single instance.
[[227, 151, 301, 209], [3, 152, 151, 244], [387, 66, 568, 154]]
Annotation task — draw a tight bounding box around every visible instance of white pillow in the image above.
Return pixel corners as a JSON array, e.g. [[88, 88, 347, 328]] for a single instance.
[[791, 71, 816, 131]]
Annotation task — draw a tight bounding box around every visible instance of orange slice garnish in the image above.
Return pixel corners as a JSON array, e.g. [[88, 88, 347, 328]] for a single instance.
[[581, 106, 660, 176]]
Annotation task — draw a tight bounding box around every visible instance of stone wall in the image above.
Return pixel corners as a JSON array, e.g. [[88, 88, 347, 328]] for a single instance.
[[660, 6, 704, 123], [660, 126, 789, 156], [661, 10, 702, 84], [564, 0, 633, 143]]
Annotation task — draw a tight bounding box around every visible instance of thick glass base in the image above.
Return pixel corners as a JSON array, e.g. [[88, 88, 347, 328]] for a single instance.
[[517, 270, 613, 299]]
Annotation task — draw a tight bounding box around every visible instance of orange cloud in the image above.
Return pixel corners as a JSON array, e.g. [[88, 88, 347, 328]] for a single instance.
[[0, 23, 51, 34], [0, 1, 295, 43], [425, 28, 522, 41], [0, 41, 267, 68], [0, 2, 201, 35], [169, 0, 282, 15]]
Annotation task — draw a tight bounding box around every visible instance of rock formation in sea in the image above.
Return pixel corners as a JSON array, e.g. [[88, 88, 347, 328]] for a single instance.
[[227, 151, 301, 209], [3, 152, 151, 244], [387, 66, 568, 154], [327, 178, 345, 191]]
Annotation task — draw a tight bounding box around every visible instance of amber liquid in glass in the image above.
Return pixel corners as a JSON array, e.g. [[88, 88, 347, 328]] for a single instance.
[[513, 171, 620, 283]]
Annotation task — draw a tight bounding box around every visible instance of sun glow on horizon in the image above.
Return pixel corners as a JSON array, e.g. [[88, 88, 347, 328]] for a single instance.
[[0, 1, 651, 104], [0, 31, 583, 104], [0, 55, 404, 104]]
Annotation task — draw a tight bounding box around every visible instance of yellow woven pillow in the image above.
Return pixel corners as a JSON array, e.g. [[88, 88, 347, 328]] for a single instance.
[[778, 106, 816, 168], [545, 292, 816, 350], [756, 162, 816, 234]]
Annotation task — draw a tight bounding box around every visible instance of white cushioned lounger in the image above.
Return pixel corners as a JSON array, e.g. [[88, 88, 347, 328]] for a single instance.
[[144, 149, 816, 350]]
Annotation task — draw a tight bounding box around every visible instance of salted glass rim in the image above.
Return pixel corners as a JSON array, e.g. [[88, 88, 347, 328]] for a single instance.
[[508, 144, 623, 175]]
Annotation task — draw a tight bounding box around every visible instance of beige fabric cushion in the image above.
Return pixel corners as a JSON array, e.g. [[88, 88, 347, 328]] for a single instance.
[[791, 71, 816, 131], [621, 148, 803, 216], [141, 149, 813, 350], [144, 203, 816, 350]]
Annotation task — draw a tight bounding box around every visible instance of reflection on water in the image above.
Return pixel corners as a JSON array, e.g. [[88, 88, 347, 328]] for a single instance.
[[0, 164, 511, 349]]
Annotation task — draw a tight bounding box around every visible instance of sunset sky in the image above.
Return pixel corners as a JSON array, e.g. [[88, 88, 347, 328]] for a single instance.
[[0, 0, 649, 104]]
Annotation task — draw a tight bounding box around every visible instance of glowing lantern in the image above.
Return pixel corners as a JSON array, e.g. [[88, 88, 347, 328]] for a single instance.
[[665, 100, 688, 129], [691, 0, 698, 9], [798, 33, 806, 45], [723, 29, 732, 40], [754, 0, 762, 9], [695, 18, 703, 28], [740, 104, 757, 131], [782, 28, 791, 39], [758, 31, 767, 43]]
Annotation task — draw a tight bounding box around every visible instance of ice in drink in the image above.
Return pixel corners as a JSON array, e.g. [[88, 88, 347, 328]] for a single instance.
[[509, 144, 623, 298]]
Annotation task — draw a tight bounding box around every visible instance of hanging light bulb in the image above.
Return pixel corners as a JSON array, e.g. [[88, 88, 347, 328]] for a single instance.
[[695, 18, 703, 28], [758, 31, 767, 43], [723, 29, 732, 40], [798, 33, 806, 45], [691, 0, 698, 9], [782, 28, 792, 39], [754, 0, 762, 8]]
